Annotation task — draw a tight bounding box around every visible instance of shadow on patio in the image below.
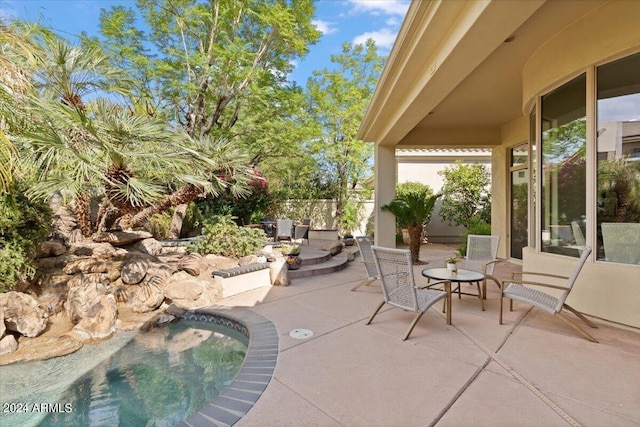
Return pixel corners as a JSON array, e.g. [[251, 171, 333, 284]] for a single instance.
[[219, 242, 640, 427]]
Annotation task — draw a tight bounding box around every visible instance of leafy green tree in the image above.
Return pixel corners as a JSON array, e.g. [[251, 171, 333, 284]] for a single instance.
[[305, 39, 385, 229], [438, 161, 491, 228], [381, 182, 439, 263], [95, 0, 321, 233]]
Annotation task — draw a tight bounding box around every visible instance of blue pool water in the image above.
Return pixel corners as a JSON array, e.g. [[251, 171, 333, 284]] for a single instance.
[[0, 319, 248, 427]]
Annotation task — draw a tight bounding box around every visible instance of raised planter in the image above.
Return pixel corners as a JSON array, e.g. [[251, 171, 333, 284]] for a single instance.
[[212, 263, 272, 298]]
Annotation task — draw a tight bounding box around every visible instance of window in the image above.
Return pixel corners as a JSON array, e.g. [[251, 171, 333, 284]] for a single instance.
[[510, 143, 529, 259], [540, 74, 586, 257], [596, 53, 640, 265]]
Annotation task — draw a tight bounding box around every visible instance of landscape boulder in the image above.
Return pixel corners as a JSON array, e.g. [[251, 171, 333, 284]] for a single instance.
[[0, 335, 18, 356], [269, 257, 289, 286], [128, 279, 165, 313], [164, 275, 222, 309], [35, 241, 67, 258], [128, 238, 163, 256], [67, 293, 118, 342], [321, 240, 345, 256], [0, 292, 48, 337], [178, 253, 203, 276], [121, 258, 149, 285], [92, 230, 153, 246]]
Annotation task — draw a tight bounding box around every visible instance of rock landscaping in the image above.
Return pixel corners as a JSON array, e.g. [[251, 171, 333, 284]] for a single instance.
[[0, 230, 287, 364]]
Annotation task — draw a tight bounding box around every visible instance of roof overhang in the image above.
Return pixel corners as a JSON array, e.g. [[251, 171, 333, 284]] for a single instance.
[[358, 0, 607, 148]]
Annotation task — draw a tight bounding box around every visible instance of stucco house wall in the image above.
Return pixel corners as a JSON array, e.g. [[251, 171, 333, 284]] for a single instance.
[[358, 0, 640, 328]]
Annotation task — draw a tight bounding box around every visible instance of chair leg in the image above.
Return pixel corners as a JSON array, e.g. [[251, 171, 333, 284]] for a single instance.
[[499, 294, 504, 324], [476, 282, 485, 311], [483, 275, 502, 300], [403, 311, 425, 341], [563, 304, 599, 328], [556, 312, 599, 343], [366, 300, 386, 325], [351, 278, 375, 291]]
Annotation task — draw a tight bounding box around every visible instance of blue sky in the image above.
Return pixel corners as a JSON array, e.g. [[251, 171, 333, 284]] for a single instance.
[[1, 0, 410, 85]]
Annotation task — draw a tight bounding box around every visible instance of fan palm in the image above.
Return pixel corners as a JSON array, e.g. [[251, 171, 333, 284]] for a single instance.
[[4, 24, 254, 235], [381, 183, 440, 263]]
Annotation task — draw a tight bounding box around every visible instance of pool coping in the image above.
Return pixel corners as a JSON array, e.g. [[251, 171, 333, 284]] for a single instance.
[[176, 305, 278, 427]]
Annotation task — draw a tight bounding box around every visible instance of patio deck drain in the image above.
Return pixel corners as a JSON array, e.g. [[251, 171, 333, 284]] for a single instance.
[[289, 329, 314, 339]]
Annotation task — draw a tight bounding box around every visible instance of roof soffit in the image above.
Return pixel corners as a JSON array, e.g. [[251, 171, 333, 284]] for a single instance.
[[359, 0, 546, 146]]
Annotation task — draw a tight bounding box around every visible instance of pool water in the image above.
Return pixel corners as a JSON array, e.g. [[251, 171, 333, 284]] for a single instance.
[[0, 319, 248, 427]]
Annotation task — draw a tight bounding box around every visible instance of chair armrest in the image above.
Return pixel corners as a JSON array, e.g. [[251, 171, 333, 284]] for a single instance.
[[481, 258, 504, 274], [418, 280, 449, 290], [511, 271, 569, 281], [505, 279, 569, 291]]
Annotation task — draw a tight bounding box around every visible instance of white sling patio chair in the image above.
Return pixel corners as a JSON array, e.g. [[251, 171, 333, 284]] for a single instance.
[[275, 219, 293, 242], [367, 246, 449, 340], [351, 236, 378, 291], [499, 246, 599, 342], [464, 234, 502, 300]]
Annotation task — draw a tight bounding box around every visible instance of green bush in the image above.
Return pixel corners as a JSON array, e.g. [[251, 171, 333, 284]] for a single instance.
[[188, 215, 266, 258], [146, 211, 172, 240], [182, 202, 204, 237], [0, 189, 51, 292]]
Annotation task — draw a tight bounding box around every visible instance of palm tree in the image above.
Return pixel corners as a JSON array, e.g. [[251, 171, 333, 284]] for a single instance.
[[381, 182, 440, 263], [3, 23, 254, 236]]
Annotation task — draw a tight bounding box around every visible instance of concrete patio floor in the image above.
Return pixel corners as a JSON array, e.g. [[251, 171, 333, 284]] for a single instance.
[[219, 242, 640, 427]]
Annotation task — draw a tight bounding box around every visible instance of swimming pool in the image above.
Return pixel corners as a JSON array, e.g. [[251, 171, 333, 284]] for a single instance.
[[0, 308, 278, 427]]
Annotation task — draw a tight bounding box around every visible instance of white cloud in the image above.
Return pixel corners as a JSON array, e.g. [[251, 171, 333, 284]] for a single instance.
[[312, 19, 338, 35], [353, 28, 398, 50], [386, 16, 401, 26], [347, 0, 410, 17]]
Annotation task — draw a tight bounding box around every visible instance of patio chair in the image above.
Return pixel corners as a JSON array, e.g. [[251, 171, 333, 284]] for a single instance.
[[499, 246, 598, 342], [293, 224, 310, 245], [464, 234, 502, 300], [367, 246, 449, 340], [601, 222, 640, 264], [350, 236, 378, 291], [571, 221, 586, 248], [275, 219, 293, 242]]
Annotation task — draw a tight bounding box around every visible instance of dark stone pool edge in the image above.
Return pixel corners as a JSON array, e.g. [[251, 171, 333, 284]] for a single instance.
[[176, 305, 278, 427]]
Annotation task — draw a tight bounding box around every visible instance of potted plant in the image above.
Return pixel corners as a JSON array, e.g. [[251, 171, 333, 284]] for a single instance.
[[280, 243, 302, 270], [381, 182, 440, 264], [446, 256, 458, 272], [342, 233, 355, 246]]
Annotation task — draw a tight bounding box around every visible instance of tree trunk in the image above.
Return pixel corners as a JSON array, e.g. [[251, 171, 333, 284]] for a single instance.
[[169, 204, 188, 239], [130, 183, 201, 229], [74, 192, 92, 237], [408, 224, 424, 264]]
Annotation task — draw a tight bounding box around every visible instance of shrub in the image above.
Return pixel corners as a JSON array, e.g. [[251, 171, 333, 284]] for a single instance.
[[146, 211, 172, 240], [188, 215, 266, 258], [0, 188, 51, 292], [438, 161, 491, 228], [182, 202, 204, 236], [197, 167, 272, 226]]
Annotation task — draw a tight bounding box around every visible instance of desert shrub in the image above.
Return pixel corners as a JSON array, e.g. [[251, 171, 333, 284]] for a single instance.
[[0, 188, 51, 292], [182, 202, 204, 237], [197, 167, 272, 226], [146, 211, 173, 240], [188, 215, 266, 258]]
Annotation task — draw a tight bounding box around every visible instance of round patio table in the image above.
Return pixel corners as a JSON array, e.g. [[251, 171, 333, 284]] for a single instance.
[[421, 268, 486, 311]]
